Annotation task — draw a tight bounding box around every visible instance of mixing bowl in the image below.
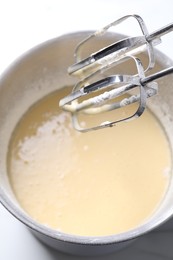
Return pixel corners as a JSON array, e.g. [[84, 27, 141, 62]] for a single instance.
[[0, 32, 173, 256]]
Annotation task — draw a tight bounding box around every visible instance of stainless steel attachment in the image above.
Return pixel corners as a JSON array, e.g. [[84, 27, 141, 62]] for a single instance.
[[59, 15, 173, 132]]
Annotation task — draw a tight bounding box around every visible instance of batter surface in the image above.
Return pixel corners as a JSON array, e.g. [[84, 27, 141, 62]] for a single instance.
[[7, 87, 171, 236]]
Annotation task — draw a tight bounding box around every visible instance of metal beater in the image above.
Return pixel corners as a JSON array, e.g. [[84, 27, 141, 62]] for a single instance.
[[59, 15, 173, 132]]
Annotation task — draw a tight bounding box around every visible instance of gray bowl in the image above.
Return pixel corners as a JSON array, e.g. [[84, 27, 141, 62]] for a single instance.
[[0, 32, 173, 256]]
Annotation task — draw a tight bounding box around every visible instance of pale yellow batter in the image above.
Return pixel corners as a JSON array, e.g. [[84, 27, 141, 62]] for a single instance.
[[7, 87, 171, 236]]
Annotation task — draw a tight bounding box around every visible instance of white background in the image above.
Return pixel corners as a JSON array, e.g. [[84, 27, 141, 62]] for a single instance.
[[0, 1, 173, 259]]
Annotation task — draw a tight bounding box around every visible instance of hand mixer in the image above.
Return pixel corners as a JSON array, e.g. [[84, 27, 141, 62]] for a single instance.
[[59, 15, 173, 132]]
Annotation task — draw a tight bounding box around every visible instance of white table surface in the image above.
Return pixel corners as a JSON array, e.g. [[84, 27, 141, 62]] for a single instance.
[[1, 1, 173, 259]]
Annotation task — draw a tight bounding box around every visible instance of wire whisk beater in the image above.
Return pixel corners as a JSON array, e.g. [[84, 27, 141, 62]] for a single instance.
[[59, 15, 173, 132]]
